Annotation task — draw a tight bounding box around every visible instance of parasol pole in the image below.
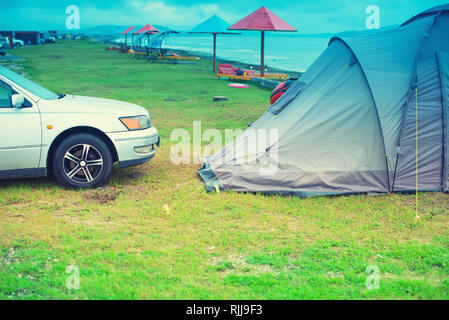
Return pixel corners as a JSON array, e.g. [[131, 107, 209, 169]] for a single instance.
[[261, 30, 265, 77], [213, 33, 217, 73]]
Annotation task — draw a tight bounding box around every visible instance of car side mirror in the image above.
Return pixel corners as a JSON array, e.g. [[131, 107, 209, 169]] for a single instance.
[[11, 94, 25, 108]]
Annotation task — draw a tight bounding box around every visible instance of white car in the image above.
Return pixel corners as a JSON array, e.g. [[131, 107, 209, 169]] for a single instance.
[[0, 66, 160, 188], [13, 38, 24, 47]]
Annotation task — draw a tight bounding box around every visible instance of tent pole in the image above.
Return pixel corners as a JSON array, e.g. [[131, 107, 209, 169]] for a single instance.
[[213, 33, 217, 73], [261, 31, 265, 77]]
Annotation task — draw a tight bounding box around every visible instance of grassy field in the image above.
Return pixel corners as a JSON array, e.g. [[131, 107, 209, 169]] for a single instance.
[[0, 40, 448, 300]]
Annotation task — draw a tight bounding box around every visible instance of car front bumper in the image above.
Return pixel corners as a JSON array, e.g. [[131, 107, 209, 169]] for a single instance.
[[106, 126, 160, 168]]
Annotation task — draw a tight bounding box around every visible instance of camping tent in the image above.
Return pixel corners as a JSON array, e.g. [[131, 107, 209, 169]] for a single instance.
[[198, 4, 449, 196]]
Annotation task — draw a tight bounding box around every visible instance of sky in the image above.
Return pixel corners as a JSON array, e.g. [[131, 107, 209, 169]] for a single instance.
[[0, 0, 446, 33]]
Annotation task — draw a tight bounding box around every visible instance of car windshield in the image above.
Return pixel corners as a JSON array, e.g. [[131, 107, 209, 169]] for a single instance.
[[0, 65, 59, 100]]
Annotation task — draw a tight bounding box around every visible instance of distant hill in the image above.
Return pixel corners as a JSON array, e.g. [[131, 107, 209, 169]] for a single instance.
[[76, 24, 173, 35]]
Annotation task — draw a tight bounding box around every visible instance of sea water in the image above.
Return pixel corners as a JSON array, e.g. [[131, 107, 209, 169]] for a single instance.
[[167, 34, 329, 73], [116, 34, 329, 73]]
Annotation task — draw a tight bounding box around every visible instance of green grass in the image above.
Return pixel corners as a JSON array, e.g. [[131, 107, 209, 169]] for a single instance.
[[1, 40, 448, 300]]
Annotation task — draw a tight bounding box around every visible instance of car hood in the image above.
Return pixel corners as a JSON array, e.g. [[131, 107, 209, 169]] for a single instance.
[[41, 95, 149, 116]]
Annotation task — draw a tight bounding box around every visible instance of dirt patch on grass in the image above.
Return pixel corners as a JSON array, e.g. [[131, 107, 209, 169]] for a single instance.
[[389, 192, 449, 212], [0, 196, 28, 206], [164, 97, 187, 102], [208, 254, 277, 275], [120, 171, 147, 180], [83, 186, 122, 204], [48, 55, 64, 59], [382, 270, 445, 287], [0, 60, 28, 77], [0, 247, 20, 267]]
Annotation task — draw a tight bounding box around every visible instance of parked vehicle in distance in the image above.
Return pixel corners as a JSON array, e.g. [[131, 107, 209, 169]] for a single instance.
[[0, 66, 160, 188], [12, 38, 24, 47], [0, 37, 8, 56], [45, 36, 56, 44]]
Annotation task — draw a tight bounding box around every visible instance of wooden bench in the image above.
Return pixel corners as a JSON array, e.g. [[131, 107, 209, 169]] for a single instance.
[[217, 73, 288, 81]]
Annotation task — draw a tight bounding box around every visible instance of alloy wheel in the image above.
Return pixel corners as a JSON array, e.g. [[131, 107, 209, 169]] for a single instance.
[[63, 144, 104, 184]]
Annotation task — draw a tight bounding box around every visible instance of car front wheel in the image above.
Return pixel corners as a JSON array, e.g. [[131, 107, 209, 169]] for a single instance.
[[52, 133, 113, 188]]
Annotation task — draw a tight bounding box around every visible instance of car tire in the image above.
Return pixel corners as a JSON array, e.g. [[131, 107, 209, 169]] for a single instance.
[[52, 133, 113, 188]]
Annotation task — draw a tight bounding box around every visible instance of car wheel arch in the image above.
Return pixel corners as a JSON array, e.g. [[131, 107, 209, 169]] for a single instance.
[[46, 126, 118, 172]]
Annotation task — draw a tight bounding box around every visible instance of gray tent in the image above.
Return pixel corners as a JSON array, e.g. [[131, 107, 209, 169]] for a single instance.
[[199, 4, 449, 197]]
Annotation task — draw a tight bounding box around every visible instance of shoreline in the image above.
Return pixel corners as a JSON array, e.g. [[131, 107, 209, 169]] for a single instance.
[[106, 38, 303, 79], [167, 48, 303, 79]]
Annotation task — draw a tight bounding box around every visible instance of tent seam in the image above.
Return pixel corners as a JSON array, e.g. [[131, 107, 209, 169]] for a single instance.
[[329, 37, 390, 192], [437, 53, 448, 191], [392, 12, 442, 191]]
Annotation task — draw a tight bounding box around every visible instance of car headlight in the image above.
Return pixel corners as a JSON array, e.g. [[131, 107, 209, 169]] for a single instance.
[[120, 115, 152, 131]]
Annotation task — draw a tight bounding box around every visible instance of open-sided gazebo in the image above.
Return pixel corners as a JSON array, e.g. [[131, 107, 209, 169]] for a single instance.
[[120, 26, 135, 48], [133, 24, 160, 51]]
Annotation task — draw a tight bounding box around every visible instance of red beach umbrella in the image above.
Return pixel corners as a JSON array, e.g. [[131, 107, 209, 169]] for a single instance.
[[228, 6, 297, 77]]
